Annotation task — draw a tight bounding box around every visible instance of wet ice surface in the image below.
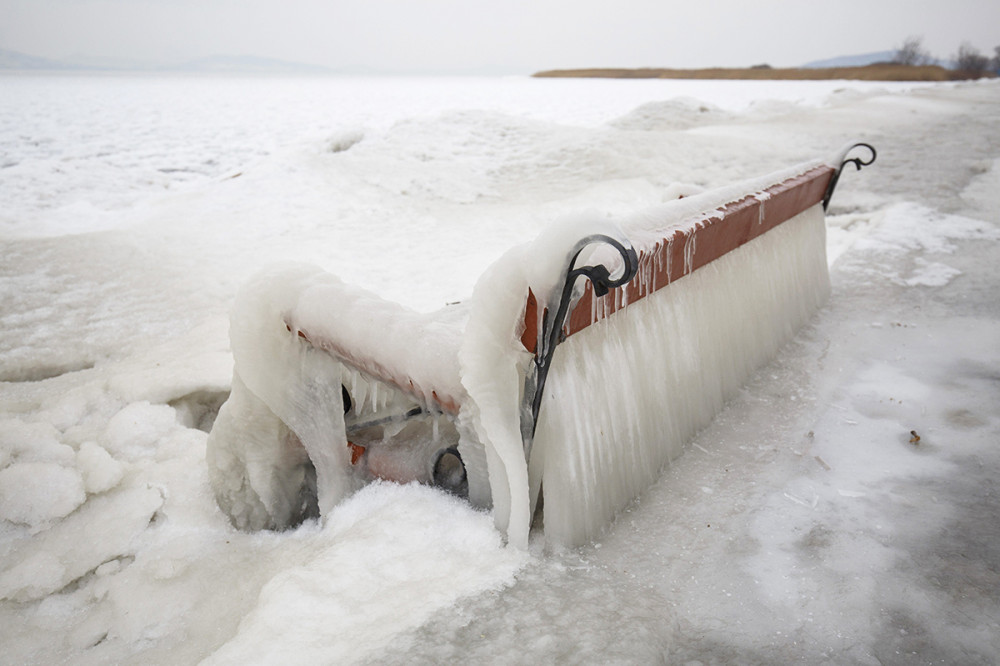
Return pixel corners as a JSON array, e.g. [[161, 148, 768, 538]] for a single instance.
[[1, 75, 999, 664]]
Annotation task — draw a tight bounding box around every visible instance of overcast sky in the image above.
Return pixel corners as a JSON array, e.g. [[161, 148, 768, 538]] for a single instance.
[[1, 0, 997, 73]]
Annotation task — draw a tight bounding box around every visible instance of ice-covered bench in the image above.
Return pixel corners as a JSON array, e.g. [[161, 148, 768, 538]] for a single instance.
[[206, 143, 874, 548]]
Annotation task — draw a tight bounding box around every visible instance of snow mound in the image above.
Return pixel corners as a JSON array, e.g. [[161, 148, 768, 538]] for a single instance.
[[608, 97, 732, 131], [203, 482, 528, 665]]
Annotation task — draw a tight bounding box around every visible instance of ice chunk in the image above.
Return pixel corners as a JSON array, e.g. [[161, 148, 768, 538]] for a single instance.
[[76, 442, 125, 494], [0, 419, 74, 466], [0, 462, 86, 528], [0, 484, 163, 602], [102, 401, 179, 460], [0, 552, 66, 603]]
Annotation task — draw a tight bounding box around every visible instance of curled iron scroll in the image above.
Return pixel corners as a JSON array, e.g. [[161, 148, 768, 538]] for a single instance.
[[521, 234, 640, 457], [822, 142, 877, 211]]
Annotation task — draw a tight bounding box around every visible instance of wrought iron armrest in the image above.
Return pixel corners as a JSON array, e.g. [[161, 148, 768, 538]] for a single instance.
[[822, 142, 877, 211], [520, 235, 639, 458]]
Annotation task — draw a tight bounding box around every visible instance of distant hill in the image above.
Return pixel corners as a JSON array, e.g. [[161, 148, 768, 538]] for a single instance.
[[802, 51, 896, 68], [0, 48, 81, 70], [59, 54, 176, 70], [803, 51, 954, 69], [173, 55, 333, 74], [0, 48, 334, 73]]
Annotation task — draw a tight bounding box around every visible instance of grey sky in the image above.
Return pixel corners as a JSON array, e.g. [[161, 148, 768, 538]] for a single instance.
[[1, 0, 997, 73]]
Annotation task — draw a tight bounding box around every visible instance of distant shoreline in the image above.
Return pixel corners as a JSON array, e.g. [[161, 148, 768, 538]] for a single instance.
[[532, 63, 994, 82]]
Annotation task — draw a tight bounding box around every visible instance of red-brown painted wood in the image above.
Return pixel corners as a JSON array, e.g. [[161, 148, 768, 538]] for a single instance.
[[520, 165, 834, 353]]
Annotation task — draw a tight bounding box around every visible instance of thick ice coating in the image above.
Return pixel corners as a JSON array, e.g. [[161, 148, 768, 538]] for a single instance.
[[207, 265, 470, 530], [205, 213, 634, 544], [533, 205, 829, 544], [207, 161, 831, 548], [208, 265, 355, 530], [457, 212, 633, 548]]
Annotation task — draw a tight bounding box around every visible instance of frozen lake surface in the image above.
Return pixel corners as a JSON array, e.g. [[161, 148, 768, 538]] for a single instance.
[[1, 74, 998, 664], [0, 74, 941, 237]]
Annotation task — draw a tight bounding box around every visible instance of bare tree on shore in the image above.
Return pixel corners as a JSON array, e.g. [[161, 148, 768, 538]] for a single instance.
[[955, 42, 991, 76], [893, 36, 932, 66]]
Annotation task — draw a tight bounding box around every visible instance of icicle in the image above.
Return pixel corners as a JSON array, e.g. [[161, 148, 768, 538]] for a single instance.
[[682, 229, 697, 275], [349, 374, 360, 413], [755, 190, 771, 226], [664, 236, 674, 285], [647, 243, 659, 295]]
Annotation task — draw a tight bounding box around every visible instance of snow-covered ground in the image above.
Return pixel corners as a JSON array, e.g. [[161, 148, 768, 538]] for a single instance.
[[1, 74, 998, 664]]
